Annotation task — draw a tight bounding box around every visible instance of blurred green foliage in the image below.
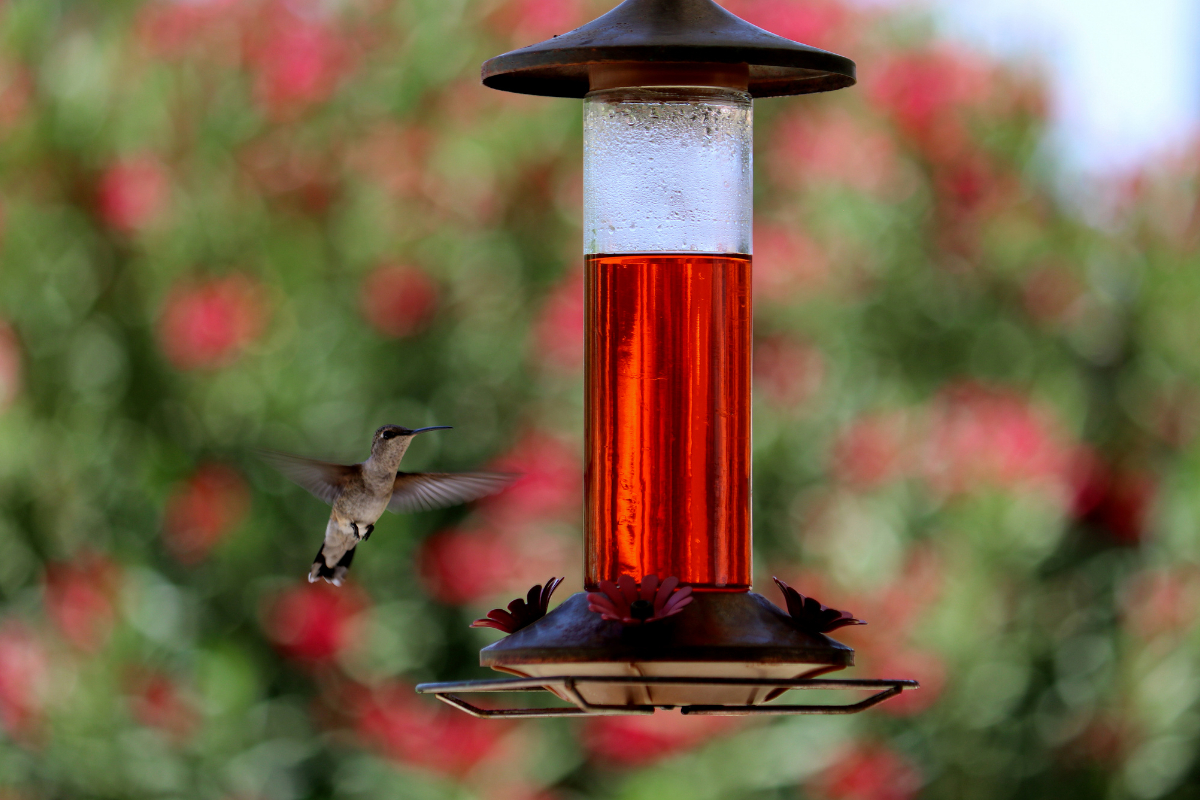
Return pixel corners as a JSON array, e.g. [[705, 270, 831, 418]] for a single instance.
[[0, 0, 1199, 799]]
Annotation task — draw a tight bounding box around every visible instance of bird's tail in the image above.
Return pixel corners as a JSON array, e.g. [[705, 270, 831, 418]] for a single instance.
[[309, 543, 356, 586]]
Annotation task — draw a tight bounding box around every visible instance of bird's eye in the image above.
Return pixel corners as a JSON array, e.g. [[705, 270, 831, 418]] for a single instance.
[[381, 431, 395, 440]]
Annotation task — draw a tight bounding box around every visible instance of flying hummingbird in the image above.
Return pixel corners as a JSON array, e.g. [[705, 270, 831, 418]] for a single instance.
[[260, 425, 515, 585]]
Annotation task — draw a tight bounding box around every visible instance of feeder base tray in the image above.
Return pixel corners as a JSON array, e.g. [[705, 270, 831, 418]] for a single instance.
[[415, 675, 920, 717], [418, 591, 916, 714]]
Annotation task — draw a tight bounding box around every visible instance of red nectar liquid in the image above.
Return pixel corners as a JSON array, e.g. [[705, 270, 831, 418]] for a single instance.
[[585, 253, 752, 591]]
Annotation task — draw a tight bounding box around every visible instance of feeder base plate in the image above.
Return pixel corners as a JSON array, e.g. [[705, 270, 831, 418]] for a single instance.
[[460, 590, 904, 708], [415, 675, 919, 717]]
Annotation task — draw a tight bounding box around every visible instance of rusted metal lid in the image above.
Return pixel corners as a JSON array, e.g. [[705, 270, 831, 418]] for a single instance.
[[481, 0, 856, 99]]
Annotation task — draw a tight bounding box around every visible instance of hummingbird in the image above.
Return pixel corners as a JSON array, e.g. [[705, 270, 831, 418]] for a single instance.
[[260, 425, 515, 585]]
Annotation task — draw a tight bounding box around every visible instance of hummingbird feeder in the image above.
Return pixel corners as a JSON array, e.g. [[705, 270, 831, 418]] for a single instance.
[[417, 0, 917, 717]]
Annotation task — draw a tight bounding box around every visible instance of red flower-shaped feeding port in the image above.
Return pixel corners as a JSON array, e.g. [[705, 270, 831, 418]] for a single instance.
[[773, 577, 865, 634], [470, 577, 564, 635], [587, 575, 693, 625]]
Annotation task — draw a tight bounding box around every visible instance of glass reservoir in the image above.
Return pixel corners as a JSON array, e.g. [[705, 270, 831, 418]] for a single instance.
[[584, 86, 753, 590]]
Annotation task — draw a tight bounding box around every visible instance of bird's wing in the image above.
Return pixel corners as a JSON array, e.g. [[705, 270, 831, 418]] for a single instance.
[[387, 472, 517, 514], [257, 450, 359, 506]]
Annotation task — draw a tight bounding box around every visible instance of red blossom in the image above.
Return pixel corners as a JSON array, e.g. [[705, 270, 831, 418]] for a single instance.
[[533, 269, 584, 373], [0, 622, 49, 738], [484, 433, 582, 525], [721, 0, 852, 51], [418, 525, 570, 605], [43, 553, 120, 652], [135, 0, 246, 63], [0, 61, 32, 131], [419, 528, 513, 605], [96, 156, 170, 233], [874, 545, 946, 636], [0, 321, 21, 411], [163, 464, 250, 564], [754, 335, 825, 411], [832, 412, 910, 488], [921, 382, 1077, 497], [582, 712, 735, 766], [1071, 713, 1134, 764], [157, 274, 266, 370], [814, 744, 922, 800], [240, 133, 339, 216], [246, 7, 351, 119], [1121, 567, 1200, 640], [265, 582, 366, 663], [1151, 385, 1200, 449], [869, 47, 993, 161], [126, 669, 199, 743], [587, 575, 692, 625], [767, 109, 900, 196], [471, 577, 563, 633], [752, 224, 829, 298], [350, 681, 506, 775], [869, 647, 943, 716], [359, 264, 440, 338], [345, 122, 433, 200], [489, 0, 586, 47], [1071, 456, 1156, 545], [1021, 262, 1085, 327]]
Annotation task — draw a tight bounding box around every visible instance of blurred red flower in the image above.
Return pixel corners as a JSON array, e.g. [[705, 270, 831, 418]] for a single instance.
[[752, 224, 829, 299], [1121, 566, 1200, 641], [922, 383, 1076, 497], [489, 0, 585, 47], [0, 320, 21, 411], [831, 412, 910, 489], [419, 525, 571, 606], [419, 528, 514, 605], [246, 6, 351, 119], [126, 669, 199, 743], [417, 432, 577, 605], [754, 335, 825, 412], [0, 622, 49, 738], [96, 156, 170, 233], [351, 681, 506, 775], [722, 0, 852, 50], [135, 0, 245, 63], [240, 133, 340, 216], [163, 464, 250, 564], [582, 712, 735, 767], [868, 646, 944, 716], [869, 47, 992, 161], [265, 582, 367, 663], [873, 544, 946, 635], [768, 109, 901, 196], [345, 122, 433, 201], [1151, 384, 1200, 449], [1071, 455, 1156, 545], [157, 274, 266, 370], [533, 269, 584, 373], [813, 744, 922, 800], [1021, 262, 1085, 327], [0, 60, 32, 131], [43, 553, 120, 653], [359, 264, 440, 338], [485, 432, 582, 525]]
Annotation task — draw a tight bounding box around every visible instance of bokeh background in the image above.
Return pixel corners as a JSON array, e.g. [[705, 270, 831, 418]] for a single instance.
[[1, 0, 1199, 798]]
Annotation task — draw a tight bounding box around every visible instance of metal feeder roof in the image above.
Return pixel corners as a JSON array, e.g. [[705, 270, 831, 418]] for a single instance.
[[481, 0, 856, 98]]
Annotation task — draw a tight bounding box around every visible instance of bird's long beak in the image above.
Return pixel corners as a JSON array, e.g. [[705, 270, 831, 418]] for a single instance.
[[411, 426, 452, 435]]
